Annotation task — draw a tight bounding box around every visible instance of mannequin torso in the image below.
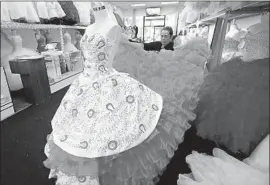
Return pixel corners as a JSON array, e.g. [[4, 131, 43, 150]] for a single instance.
[[1, 31, 40, 91], [81, 4, 121, 67], [63, 32, 78, 53]]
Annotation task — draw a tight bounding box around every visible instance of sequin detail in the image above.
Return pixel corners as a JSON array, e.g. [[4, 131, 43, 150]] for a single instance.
[[87, 109, 95, 119], [126, 95, 135, 104], [80, 141, 88, 149], [152, 104, 159, 111], [78, 176, 86, 183], [108, 140, 118, 150], [106, 103, 115, 111]]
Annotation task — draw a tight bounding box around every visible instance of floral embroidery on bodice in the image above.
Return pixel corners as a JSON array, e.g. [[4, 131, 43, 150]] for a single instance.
[[80, 33, 117, 80], [51, 28, 163, 158]]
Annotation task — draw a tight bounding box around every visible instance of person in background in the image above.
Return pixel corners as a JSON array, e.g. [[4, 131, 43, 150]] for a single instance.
[[144, 26, 174, 51]]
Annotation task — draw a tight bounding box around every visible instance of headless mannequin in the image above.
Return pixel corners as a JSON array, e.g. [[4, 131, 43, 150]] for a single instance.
[[35, 29, 46, 53], [1, 30, 40, 91], [85, 2, 121, 68], [74, 31, 82, 50], [63, 32, 78, 53]]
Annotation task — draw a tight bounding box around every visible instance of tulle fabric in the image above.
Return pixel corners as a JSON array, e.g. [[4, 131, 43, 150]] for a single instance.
[[195, 58, 269, 155], [221, 38, 240, 63], [44, 99, 192, 185], [44, 35, 207, 185], [177, 148, 269, 185]]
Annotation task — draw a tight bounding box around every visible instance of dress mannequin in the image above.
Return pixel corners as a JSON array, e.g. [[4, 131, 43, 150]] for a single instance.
[[74, 30, 82, 50], [237, 22, 269, 62], [1, 30, 40, 91], [43, 3, 212, 185], [35, 30, 46, 53], [63, 32, 78, 53]]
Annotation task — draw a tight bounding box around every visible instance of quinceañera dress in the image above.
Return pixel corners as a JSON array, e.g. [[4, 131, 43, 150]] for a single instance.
[[44, 23, 207, 184]]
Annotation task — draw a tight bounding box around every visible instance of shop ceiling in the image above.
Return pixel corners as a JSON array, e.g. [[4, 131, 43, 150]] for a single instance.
[[110, 1, 185, 10]]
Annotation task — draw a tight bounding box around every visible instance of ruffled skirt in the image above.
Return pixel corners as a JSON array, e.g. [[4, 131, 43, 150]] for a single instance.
[[44, 98, 194, 185], [44, 42, 205, 185], [194, 58, 269, 155]]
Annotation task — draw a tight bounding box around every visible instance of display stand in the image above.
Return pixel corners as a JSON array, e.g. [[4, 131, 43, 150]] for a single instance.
[[9, 56, 51, 105], [1, 22, 86, 94]]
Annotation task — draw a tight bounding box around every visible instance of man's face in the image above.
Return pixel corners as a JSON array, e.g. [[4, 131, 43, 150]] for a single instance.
[[161, 30, 172, 46]]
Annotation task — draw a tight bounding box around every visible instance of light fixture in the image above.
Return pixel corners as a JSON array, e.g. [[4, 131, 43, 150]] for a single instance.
[[130, 3, 146, 7], [161, 2, 179, 5]]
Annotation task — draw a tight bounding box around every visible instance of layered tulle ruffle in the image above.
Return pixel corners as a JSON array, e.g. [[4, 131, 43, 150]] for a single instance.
[[195, 58, 269, 155], [44, 100, 193, 185]]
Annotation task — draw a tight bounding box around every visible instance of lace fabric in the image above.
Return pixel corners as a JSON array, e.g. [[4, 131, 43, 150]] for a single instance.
[[237, 29, 269, 62]]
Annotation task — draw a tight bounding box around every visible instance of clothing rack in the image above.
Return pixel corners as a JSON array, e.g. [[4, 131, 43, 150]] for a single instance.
[[186, 1, 269, 71]]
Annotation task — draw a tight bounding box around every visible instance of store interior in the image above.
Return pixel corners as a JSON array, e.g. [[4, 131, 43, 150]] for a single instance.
[[1, 1, 269, 185]]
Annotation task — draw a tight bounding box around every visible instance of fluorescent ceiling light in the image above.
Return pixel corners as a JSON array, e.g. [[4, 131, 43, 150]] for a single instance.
[[161, 1, 179, 5], [130, 3, 146, 7]]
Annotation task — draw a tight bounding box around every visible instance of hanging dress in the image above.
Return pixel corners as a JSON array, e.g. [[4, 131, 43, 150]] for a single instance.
[[34, 2, 50, 23], [194, 27, 269, 155], [45, 2, 66, 25], [58, 1, 80, 25], [8, 2, 40, 23], [1, 2, 11, 22], [73, 2, 92, 25]]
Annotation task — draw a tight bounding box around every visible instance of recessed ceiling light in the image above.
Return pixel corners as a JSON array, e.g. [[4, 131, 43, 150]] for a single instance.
[[161, 2, 179, 5], [130, 3, 146, 7]]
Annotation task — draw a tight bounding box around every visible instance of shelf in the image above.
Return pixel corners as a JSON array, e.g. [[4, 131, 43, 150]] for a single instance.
[[0, 102, 15, 122], [1, 21, 87, 30], [50, 70, 82, 94], [186, 1, 270, 28]]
